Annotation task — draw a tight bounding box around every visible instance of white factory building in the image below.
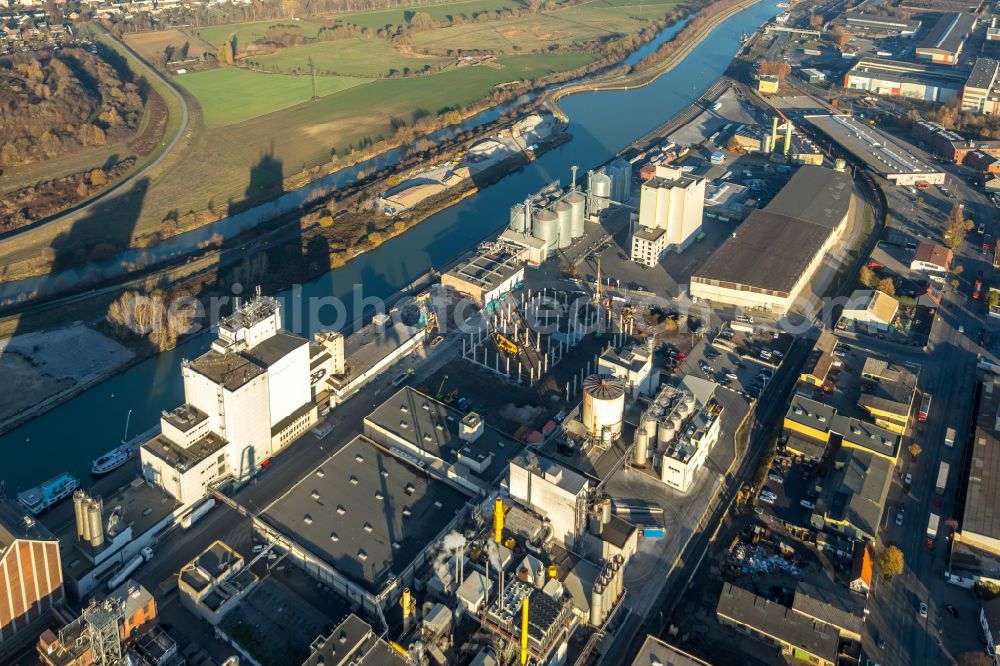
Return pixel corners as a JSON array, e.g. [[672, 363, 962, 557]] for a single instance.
[[597, 344, 655, 399], [509, 453, 591, 550], [141, 294, 320, 506], [631, 165, 705, 267], [633, 378, 723, 494]]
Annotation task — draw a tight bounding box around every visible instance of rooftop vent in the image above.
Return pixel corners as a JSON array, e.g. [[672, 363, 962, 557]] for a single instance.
[[358, 550, 368, 561], [363, 522, 373, 532], [350, 476, 358, 485], [434, 501, 443, 509], [304, 514, 313, 524], [316, 468, 325, 478], [337, 505, 346, 515], [311, 490, 320, 500], [422, 402, 430, 411], [401, 405, 409, 413], [355, 454, 364, 463], [330, 532, 339, 542], [375, 491, 384, 500], [405, 483, 416, 495]]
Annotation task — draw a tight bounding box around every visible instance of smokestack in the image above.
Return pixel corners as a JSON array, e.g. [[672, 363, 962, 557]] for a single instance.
[[493, 497, 504, 544], [784, 121, 793, 156], [771, 116, 779, 153], [520, 596, 529, 665]]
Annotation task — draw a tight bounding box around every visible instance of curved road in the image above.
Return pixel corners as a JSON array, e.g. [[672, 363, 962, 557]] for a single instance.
[[0, 27, 190, 242]]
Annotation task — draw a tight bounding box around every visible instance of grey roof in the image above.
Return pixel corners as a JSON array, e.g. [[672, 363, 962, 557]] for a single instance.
[[364, 387, 524, 485], [963, 377, 1000, 541], [181, 541, 241, 593], [786, 395, 835, 435], [188, 349, 265, 391], [806, 115, 940, 178], [444, 247, 523, 294], [716, 583, 840, 662], [833, 416, 899, 458], [917, 12, 975, 55], [602, 514, 637, 549], [260, 435, 468, 594], [304, 613, 408, 666], [161, 403, 208, 433], [843, 11, 921, 32], [0, 500, 56, 552], [792, 581, 864, 636], [762, 165, 853, 230], [630, 636, 711, 666], [242, 331, 309, 368], [847, 57, 970, 89], [634, 226, 666, 242], [108, 581, 155, 621], [512, 451, 590, 496], [693, 166, 851, 294], [143, 431, 227, 472], [823, 449, 893, 540], [966, 58, 1000, 90], [329, 321, 424, 389]]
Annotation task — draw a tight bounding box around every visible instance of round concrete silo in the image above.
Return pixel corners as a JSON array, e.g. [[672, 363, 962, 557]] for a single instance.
[[554, 200, 573, 249], [566, 190, 586, 238], [532, 208, 559, 249], [509, 202, 528, 233], [582, 374, 625, 442]]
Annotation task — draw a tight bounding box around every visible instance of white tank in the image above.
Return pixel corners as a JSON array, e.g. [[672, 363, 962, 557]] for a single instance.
[[643, 414, 658, 438], [554, 200, 572, 249], [657, 419, 676, 451], [590, 583, 604, 626], [532, 208, 559, 249], [509, 202, 528, 233], [582, 374, 625, 442], [591, 172, 611, 211], [634, 430, 649, 467], [565, 190, 586, 238]]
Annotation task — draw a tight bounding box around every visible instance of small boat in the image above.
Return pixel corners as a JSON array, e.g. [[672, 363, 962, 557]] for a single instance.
[[18, 473, 80, 515], [91, 444, 136, 475]]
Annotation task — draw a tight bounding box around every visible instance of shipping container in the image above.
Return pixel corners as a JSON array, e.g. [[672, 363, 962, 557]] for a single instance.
[[944, 427, 956, 448], [935, 461, 950, 495], [641, 527, 665, 539]]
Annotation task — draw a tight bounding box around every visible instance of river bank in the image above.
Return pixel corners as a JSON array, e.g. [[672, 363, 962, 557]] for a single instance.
[[0, 0, 780, 490]]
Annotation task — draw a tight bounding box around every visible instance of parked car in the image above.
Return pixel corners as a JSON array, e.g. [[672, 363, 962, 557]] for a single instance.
[[919, 602, 928, 618], [768, 472, 784, 483], [759, 494, 776, 505], [896, 510, 904, 526]]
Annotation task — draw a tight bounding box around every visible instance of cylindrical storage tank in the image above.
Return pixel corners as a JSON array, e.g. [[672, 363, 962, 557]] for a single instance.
[[509, 202, 528, 233], [643, 415, 658, 438], [73, 491, 88, 542], [657, 420, 676, 452], [633, 430, 649, 467], [600, 496, 612, 524], [554, 200, 572, 249], [582, 375, 625, 442], [87, 500, 104, 549], [591, 172, 611, 212], [588, 511, 603, 536], [534, 566, 546, 589], [532, 208, 559, 249], [590, 584, 604, 626], [565, 191, 586, 238]]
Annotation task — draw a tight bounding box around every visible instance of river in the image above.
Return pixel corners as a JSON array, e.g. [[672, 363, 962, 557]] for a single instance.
[[1, 0, 778, 491]]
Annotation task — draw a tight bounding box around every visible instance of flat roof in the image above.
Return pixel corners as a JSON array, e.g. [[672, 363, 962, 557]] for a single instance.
[[443, 247, 523, 294], [0, 500, 56, 553], [143, 430, 227, 472], [629, 636, 711, 666], [634, 226, 666, 242], [806, 114, 941, 178], [161, 403, 208, 433], [512, 451, 590, 496], [692, 166, 851, 294], [843, 11, 921, 31], [188, 349, 265, 392], [963, 378, 1000, 541], [917, 11, 975, 55], [260, 435, 468, 594], [365, 387, 524, 485], [716, 583, 840, 662], [329, 320, 424, 389], [834, 415, 900, 458], [847, 57, 971, 88], [967, 58, 1000, 90], [305, 613, 408, 666], [241, 331, 308, 368]]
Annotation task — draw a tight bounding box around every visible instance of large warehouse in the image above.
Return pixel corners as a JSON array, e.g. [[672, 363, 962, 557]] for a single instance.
[[690, 166, 852, 314], [806, 114, 945, 186], [915, 11, 976, 65], [843, 58, 969, 102]]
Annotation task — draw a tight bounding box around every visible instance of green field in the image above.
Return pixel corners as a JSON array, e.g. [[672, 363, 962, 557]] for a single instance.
[[191, 18, 328, 48], [411, 0, 683, 53], [248, 37, 448, 76], [337, 0, 515, 30], [177, 68, 369, 125]]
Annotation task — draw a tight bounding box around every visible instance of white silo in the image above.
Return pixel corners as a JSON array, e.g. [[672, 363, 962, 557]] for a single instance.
[[566, 190, 586, 238], [509, 202, 528, 233], [589, 170, 612, 214], [633, 429, 650, 467], [657, 417, 676, 452], [582, 374, 625, 442], [532, 208, 559, 249], [554, 200, 573, 249]]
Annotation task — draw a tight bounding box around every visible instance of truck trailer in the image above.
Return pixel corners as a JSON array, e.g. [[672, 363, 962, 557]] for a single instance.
[[945, 427, 956, 448], [935, 462, 950, 495], [926, 513, 940, 549]]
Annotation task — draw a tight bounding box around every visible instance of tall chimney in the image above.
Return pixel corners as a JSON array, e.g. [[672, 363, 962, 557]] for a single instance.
[[520, 595, 530, 665], [784, 121, 793, 156], [771, 117, 779, 153]]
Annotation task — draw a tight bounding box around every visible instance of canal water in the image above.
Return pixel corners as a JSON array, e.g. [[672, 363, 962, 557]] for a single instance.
[[1, 0, 778, 490]]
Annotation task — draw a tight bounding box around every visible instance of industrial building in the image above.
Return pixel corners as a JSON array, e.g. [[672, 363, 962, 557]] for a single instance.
[[642, 379, 724, 494], [730, 122, 823, 164], [141, 293, 320, 506], [911, 119, 1000, 162], [363, 387, 525, 493], [810, 447, 893, 544], [806, 114, 945, 186], [950, 375, 1000, 568], [0, 502, 63, 653], [304, 613, 408, 666], [840, 11, 921, 37], [508, 453, 590, 550], [631, 165, 706, 266], [915, 12, 976, 65], [321, 319, 425, 405], [843, 57, 968, 102], [256, 435, 470, 615], [59, 482, 180, 599], [597, 343, 655, 399], [962, 58, 1000, 115], [441, 244, 525, 306], [690, 165, 853, 314], [784, 392, 902, 463], [629, 636, 712, 666], [178, 540, 258, 625], [715, 583, 842, 666], [857, 358, 919, 435]]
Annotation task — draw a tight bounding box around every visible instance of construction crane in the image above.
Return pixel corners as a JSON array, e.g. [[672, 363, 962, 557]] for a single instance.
[[435, 374, 449, 399]]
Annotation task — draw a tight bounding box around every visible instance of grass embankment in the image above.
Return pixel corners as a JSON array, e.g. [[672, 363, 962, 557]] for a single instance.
[[248, 37, 448, 77]]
